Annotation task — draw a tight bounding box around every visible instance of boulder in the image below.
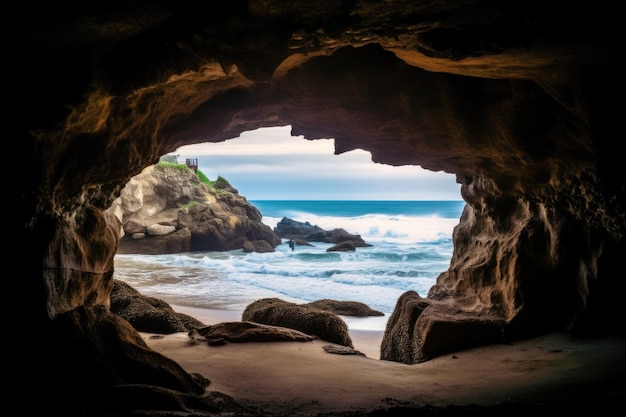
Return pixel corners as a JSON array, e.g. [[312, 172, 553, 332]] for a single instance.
[[381, 291, 505, 363], [274, 217, 371, 248], [304, 299, 385, 317], [146, 223, 176, 236], [243, 240, 275, 253], [110, 280, 206, 334], [322, 344, 365, 356], [119, 228, 192, 255], [274, 217, 326, 240], [307, 228, 371, 247], [327, 241, 356, 252], [242, 298, 353, 348], [108, 164, 281, 254], [189, 321, 316, 345]]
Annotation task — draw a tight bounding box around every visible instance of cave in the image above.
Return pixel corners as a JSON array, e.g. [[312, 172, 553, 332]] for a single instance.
[[16, 2, 624, 416]]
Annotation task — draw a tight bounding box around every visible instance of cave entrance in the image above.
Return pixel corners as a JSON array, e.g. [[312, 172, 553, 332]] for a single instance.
[[114, 125, 462, 336], [173, 125, 461, 201]]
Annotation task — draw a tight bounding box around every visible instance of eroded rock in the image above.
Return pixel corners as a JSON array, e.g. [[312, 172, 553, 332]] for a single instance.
[[381, 291, 505, 364], [110, 280, 205, 334], [275, 217, 371, 248], [304, 299, 384, 317], [242, 298, 354, 348], [108, 164, 281, 254], [189, 321, 316, 344]]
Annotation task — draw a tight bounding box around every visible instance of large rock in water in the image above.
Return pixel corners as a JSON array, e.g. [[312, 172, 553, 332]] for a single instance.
[[304, 299, 384, 317], [274, 217, 371, 247], [107, 164, 281, 254], [273, 217, 326, 240]]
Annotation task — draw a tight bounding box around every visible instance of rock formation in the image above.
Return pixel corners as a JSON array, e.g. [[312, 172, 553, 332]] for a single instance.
[[16, 1, 624, 415], [274, 216, 372, 250], [108, 162, 281, 254], [242, 298, 354, 348], [110, 280, 206, 334], [274, 217, 326, 240], [304, 299, 384, 317], [189, 321, 317, 345]]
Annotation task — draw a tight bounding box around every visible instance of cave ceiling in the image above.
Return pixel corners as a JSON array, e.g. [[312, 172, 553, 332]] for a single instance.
[[16, 1, 621, 235]]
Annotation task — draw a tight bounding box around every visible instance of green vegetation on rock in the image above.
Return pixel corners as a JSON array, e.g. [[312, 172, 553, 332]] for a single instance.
[[157, 161, 188, 171], [195, 170, 212, 185], [157, 161, 228, 194], [179, 201, 199, 210]]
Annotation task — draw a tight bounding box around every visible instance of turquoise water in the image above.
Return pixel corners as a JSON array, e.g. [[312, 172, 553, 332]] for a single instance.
[[114, 200, 465, 330], [251, 200, 465, 218]]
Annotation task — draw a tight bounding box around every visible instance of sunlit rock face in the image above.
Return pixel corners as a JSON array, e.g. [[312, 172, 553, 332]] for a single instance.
[[108, 163, 281, 254], [17, 1, 623, 413]]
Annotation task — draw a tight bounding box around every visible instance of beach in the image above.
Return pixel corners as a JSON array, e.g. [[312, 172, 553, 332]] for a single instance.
[[140, 305, 626, 415], [113, 200, 465, 321]]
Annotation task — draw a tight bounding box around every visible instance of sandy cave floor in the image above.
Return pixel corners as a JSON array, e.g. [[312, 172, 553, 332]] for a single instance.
[[138, 306, 626, 416]]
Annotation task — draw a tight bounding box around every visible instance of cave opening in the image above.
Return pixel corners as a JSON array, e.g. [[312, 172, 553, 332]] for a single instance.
[[172, 125, 462, 201], [112, 125, 464, 345]]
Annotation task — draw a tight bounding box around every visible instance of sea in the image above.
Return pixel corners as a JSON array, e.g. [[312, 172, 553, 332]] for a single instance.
[[113, 200, 466, 331]]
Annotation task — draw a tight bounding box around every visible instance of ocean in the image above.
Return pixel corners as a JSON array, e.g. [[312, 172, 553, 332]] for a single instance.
[[113, 200, 465, 331]]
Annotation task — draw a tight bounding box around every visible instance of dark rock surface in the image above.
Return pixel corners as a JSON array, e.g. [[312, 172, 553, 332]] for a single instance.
[[274, 217, 326, 240], [189, 321, 317, 345], [274, 217, 372, 249], [322, 344, 366, 356], [110, 280, 206, 334], [242, 298, 354, 348], [307, 227, 371, 247], [242, 239, 276, 253], [327, 241, 357, 252], [304, 299, 385, 317], [381, 291, 505, 364]]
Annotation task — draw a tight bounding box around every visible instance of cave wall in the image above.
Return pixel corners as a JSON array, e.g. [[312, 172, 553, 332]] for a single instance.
[[15, 0, 624, 412]]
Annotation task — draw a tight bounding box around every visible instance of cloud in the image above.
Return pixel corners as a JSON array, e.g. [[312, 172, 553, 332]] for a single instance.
[[172, 126, 461, 200]]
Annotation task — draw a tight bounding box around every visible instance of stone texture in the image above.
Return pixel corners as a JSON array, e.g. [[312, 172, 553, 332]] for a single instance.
[[42, 304, 209, 410], [108, 163, 282, 254], [322, 344, 366, 356], [326, 241, 357, 252], [274, 217, 326, 240], [189, 321, 317, 344], [303, 299, 384, 317], [381, 291, 505, 364], [242, 298, 354, 348], [110, 280, 206, 334], [242, 239, 275, 253], [274, 217, 371, 247], [16, 2, 624, 414]]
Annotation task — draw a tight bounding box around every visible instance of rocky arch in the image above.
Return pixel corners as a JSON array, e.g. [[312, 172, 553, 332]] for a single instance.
[[17, 2, 623, 415]]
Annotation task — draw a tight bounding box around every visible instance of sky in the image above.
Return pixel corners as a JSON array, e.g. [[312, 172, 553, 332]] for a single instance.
[[170, 125, 461, 201]]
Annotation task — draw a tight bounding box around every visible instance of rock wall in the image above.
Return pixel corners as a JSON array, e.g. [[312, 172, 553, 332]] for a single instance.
[[15, 2, 624, 414]]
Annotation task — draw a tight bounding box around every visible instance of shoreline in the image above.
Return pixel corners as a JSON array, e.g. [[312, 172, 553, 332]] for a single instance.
[[140, 305, 626, 415]]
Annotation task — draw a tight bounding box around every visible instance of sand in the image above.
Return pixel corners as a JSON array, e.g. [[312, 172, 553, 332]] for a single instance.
[[141, 305, 626, 415]]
